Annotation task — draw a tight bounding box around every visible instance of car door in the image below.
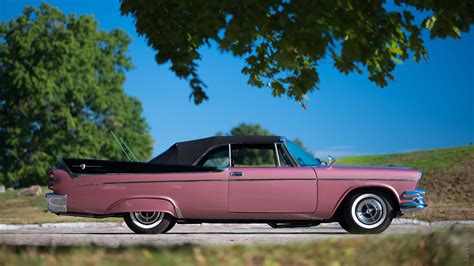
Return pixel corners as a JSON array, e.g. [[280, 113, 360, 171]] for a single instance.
[[227, 143, 317, 213]]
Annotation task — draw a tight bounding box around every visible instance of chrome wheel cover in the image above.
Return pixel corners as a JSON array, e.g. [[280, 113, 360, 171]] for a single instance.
[[351, 194, 387, 229], [130, 212, 164, 229]]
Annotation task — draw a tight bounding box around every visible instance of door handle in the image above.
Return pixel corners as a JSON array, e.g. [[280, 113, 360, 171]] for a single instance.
[[230, 171, 244, 176]]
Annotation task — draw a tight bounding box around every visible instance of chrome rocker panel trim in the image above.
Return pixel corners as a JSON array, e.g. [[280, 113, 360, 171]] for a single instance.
[[45, 192, 67, 213], [400, 188, 427, 214]]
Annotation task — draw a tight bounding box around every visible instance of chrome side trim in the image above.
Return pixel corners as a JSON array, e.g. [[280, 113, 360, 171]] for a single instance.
[[175, 206, 184, 219], [319, 178, 417, 182], [45, 192, 67, 213], [230, 178, 315, 182], [103, 177, 415, 185], [76, 169, 224, 177], [104, 178, 317, 185], [104, 179, 228, 185]]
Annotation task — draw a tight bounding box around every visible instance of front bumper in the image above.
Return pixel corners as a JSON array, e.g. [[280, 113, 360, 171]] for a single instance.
[[400, 188, 428, 214], [45, 192, 67, 213]]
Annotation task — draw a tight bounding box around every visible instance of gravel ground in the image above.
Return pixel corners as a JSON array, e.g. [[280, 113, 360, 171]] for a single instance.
[[1, 220, 472, 247]]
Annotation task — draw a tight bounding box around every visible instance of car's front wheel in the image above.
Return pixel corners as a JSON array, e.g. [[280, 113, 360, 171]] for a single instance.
[[124, 211, 175, 234], [339, 191, 394, 234]]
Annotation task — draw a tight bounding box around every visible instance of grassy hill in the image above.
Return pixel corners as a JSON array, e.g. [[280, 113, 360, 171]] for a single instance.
[[339, 145, 474, 221], [338, 146, 474, 171]]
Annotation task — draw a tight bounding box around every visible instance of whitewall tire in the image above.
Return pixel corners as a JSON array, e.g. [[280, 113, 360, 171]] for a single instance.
[[339, 191, 394, 234], [124, 211, 175, 234]]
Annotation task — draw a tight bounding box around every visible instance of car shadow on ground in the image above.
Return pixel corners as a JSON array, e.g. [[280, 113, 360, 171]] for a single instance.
[[168, 232, 348, 235], [0, 231, 347, 235], [29, 231, 348, 235]]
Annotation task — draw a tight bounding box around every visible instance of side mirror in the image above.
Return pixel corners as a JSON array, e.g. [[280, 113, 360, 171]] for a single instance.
[[327, 155, 336, 167]]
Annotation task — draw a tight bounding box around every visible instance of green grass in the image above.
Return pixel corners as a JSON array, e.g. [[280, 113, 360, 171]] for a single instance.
[[0, 187, 119, 224], [0, 226, 472, 266], [338, 145, 474, 171]]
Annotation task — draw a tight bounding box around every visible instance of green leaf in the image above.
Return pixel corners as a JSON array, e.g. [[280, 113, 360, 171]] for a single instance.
[[119, 0, 473, 107], [0, 4, 153, 187]]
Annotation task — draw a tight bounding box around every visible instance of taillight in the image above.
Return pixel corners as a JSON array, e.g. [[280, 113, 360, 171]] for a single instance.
[[47, 170, 54, 190]]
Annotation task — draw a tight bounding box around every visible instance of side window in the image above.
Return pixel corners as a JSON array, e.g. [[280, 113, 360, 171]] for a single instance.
[[231, 144, 277, 167], [197, 146, 229, 167]]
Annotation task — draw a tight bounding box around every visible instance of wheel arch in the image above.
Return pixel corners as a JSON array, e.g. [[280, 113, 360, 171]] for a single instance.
[[104, 196, 181, 218], [331, 185, 400, 221]]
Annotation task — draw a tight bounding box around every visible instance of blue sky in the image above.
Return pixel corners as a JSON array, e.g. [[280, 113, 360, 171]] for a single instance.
[[2, 0, 473, 158]]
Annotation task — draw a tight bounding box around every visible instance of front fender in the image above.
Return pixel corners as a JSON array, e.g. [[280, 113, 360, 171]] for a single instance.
[[324, 183, 402, 219], [105, 197, 179, 218]]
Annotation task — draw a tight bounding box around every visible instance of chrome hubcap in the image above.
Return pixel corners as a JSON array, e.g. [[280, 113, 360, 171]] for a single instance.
[[355, 198, 384, 225], [132, 212, 163, 225]]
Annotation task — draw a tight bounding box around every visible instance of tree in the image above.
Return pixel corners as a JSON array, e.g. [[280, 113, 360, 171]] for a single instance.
[[217, 123, 312, 154], [217, 123, 271, 137], [229, 123, 272, 136], [120, 0, 473, 107], [0, 4, 153, 187]]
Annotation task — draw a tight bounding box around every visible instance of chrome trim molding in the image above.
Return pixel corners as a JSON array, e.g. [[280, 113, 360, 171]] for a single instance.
[[175, 206, 184, 219], [228, 144, 232, 167], [77, 169, 224, 177], [104, 178, 317, 185], [103, 177, 414, 185], [400, 188, 428, 214], [319, 178, 417, 182], [230, 178, 316, 182], [104, 179, 228, 185], [45, 192, 67, 213], [274, 143, 281, 167]]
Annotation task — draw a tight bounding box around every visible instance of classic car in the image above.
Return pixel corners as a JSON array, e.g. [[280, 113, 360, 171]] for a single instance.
[[46, 136, 427, 234]]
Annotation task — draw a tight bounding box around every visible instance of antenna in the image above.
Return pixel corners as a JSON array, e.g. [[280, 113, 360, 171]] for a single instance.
[[119, 136, 139, 162], [111, 131, 133, 161]]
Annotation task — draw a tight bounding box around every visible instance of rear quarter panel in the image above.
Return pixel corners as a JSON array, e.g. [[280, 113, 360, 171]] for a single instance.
[[52, 169, 229, 219]]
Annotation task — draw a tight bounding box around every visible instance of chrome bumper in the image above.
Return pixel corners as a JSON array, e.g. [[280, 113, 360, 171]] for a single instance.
[[400, 188, 428, 214], [45, 192, 67, 213]]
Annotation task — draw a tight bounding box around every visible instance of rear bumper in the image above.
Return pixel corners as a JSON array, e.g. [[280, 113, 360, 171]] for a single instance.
[[400, 188, 428, 214], [45, 192, 67, 213]]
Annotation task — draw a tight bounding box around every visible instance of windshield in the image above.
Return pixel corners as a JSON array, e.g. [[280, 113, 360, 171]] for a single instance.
[[285, 141, 321, 167]]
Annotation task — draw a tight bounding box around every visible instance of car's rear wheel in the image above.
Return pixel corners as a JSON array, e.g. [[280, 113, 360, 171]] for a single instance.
[[124, 211, 175, 234], [339, 191, 394, 234]]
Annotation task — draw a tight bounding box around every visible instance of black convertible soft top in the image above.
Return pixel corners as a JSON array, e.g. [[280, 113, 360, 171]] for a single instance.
[[149, 136, 282, 165]]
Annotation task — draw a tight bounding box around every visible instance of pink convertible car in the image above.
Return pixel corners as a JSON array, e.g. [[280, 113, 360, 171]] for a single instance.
[[46, 136, 427, 234]]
